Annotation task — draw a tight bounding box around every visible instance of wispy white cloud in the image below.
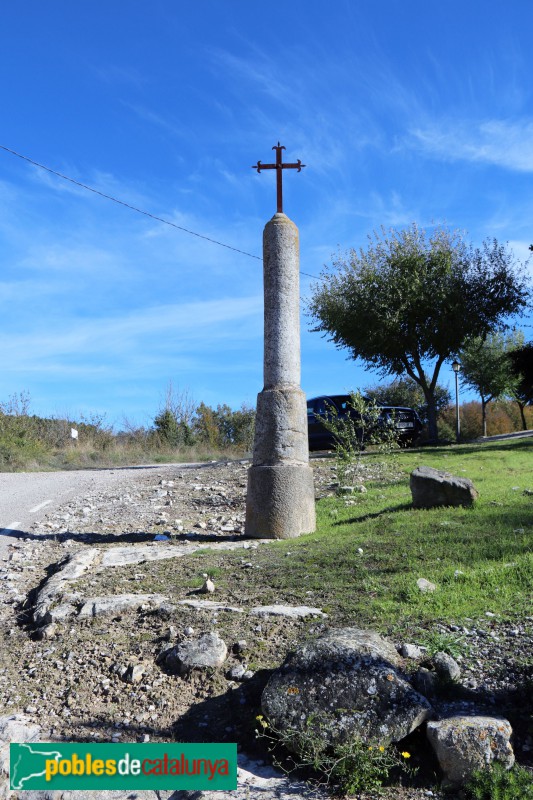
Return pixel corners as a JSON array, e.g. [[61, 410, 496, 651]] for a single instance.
[[211, 45, 385, 176], [122, 102, 188, 140], [410, 118, 533, 172], [17, 242, 126, 275], [0, 295, 263, 371]]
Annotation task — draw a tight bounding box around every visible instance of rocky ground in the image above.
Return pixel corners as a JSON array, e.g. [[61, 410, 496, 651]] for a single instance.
[[0, 458, 532, 799]]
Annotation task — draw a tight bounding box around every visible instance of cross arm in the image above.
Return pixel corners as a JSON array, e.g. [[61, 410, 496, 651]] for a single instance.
[[282, 159, 305, 171], [251, 160, 276, 173]]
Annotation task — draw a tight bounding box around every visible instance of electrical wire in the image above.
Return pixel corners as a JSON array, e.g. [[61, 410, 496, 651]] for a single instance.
[[0, 144, 321, 280]]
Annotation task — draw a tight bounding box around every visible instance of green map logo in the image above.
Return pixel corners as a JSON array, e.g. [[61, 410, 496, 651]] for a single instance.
[[10, 742, 237, 790]]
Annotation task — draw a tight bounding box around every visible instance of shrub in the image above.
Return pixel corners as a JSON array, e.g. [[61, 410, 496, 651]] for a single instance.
[[463, 762, 533, 799], [438, 400, 533, 441], [255, 714, 414, 795], [319, 391, 400, 489]]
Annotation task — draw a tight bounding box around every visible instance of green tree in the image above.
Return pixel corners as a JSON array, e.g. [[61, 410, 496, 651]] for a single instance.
[[153, 408, 180, 446], [153, 381, 196, 446], [193, 402, 256, 452], [193, 402, 221, 448], [459, 331, 523, 437], [309, 224, 530, 441], [363, 376, 450, 428], [507, 341, 533, 429], [215, 403, 255, 451]]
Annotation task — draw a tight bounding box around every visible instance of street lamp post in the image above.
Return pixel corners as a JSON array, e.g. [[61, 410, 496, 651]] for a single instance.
[[452, 359, 461, 443]]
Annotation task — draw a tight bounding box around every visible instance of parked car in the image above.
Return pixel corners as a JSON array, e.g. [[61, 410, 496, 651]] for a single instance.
[[307, 394, 423, 451]]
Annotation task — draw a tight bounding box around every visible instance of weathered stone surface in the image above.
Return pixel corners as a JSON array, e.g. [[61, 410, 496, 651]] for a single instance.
[[245, 213, 316, 540], [253, 388, 310, 465], [124, 664, 144, 684], [262, 627, 432, 749], [99, 540, 270, 569], [433, 651, 461, 682], [177, 599, 244, 613], [78, 593, 168, 618], [262, 213, 302, 388], [251, 605, 326, 619], [33, 549, 99, 625], [246, 463, 316, 539], [414, 667, 439, 698], [159, 632, 228, 674], [399, 643, 427, 659], [35, 622, 59, 640], [427, 716, 514, 787], [46, 603, 78, 622], [417, 578, 437, 593], [410, 466, 478, 508], [100, 543, 189, 567], [32, 538, 271, 628], [226, 663, 247, 681]]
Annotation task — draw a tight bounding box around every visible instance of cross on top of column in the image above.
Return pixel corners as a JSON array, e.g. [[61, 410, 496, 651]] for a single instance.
[[252, 142, 305, 213]]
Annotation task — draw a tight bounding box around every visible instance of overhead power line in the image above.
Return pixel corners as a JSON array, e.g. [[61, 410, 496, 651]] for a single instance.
[[0, 144, 321, 280]]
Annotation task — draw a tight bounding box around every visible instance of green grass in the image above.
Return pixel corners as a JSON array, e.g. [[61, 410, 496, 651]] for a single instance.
[[76, 437, 533, 639], [161, 438, 533, 634]]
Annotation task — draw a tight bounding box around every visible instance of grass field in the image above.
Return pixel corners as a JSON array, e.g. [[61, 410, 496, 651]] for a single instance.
[[94, 437, 533, 641], [222, 438, 533, 634]]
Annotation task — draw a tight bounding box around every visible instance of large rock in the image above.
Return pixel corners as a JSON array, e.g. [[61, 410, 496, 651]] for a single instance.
[[78, 593, 168, 618], [433, 651, 461, 682], [262, 627, 432, 750], [33, 549, 99, 625], [410, 466, 478, 508], [158, 632, 228, 674], [427, 716, 514, 788]]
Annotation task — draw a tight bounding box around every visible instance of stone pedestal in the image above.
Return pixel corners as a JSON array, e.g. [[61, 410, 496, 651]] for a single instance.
[[245, 213, 316, 539]]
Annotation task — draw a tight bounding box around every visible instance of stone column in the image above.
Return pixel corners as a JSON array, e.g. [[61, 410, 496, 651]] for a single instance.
[[245, 212, 316, 539]]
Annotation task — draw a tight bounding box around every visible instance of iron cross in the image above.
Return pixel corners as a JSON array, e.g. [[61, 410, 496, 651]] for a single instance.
[[252, 142, 305, 213]]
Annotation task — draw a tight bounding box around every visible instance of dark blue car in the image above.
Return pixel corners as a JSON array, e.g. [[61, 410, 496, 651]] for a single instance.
[[307, 394, 423, 451]]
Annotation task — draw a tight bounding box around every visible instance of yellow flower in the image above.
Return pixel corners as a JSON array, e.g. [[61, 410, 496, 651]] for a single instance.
[[379, 746, 385, 752], [401, 751, 411, 759], [368, 745, 373, 750]]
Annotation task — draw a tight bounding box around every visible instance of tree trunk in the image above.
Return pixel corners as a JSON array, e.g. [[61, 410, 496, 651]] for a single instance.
[[426, 395, 438, 442], [481, 398, 488, 438], [517, 401, 527, 430]]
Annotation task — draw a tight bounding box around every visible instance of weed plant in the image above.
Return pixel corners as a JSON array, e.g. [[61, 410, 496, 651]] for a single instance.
[[255, 714, 414, 795], [319, 391, 401, 490], [463, 762, 533, 799]]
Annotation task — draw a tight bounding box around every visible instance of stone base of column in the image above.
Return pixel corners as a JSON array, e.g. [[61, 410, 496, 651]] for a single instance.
[[245, 464, 316, 539]]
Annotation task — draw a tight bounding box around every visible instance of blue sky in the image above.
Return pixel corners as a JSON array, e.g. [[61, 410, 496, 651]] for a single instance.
[[1, 1, 532, 428]]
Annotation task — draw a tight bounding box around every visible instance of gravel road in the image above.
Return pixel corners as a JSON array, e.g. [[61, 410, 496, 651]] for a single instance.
[[0, 464, 202, 559]]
